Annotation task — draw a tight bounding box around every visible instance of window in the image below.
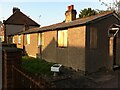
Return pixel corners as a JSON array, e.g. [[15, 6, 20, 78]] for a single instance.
[[38, 33, 41, 45], [38, 33, 44, 46], [26, 34, 30, 45], [42, 33, 44, 46], [18, 35, 21, 44], [58, 30, 68, 47], [25, 25, 29, 31], [13, 37, 15, 43], [90, 29, 97, 48]]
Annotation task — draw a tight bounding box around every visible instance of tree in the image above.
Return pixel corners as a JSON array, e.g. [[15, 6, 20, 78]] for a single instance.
[[99, 0, 120, 12], [79, 8, 98, 18]]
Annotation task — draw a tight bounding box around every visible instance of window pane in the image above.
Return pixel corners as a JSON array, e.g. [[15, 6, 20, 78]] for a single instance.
[[38, 33, 40, 45], [58, 31, 63, 46], [64, 30, 68, 46], [42, 33, 44, 46], [18, 35, 21, 44], [58, 30, 67, 47], [38, 33, 44, 46], [26, 34, 30, 45]]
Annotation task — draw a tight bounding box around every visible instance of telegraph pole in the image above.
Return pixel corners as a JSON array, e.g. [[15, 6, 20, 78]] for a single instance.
[[39, 15, 41, 25]]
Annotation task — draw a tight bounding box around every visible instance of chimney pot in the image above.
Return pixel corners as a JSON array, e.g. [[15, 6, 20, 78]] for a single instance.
[[65, 5, 77, 22], [13, 7, 20, 13], [68, 5, 74, 10], [3, 20, 6, 24]]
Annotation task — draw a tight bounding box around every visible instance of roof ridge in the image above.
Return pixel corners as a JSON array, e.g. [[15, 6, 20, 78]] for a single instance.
[[19, 11, 40, 26], [28, 11, 113, 30], [19, 11, 118, 35], [74, 11, 113, 21]]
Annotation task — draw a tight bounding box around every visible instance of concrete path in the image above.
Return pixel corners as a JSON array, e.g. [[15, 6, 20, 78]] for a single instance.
[[86, 70, 119, 88], [52, 67, 120, 88]]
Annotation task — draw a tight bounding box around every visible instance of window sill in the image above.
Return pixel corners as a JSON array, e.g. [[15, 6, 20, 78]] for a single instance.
[[18, 43, 21, 45], [57, 46, 68, 48]]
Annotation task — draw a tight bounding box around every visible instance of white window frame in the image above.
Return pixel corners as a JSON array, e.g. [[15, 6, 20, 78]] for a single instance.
[[38, 33, 41, 46], [18, 35, 21, 44], [38, 33, 44, 46], [26, 34, 30, 45], [58, 30, 68, 47]]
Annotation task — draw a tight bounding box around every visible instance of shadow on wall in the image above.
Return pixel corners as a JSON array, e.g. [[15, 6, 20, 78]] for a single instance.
[[41, 37, 110, 74], [23, 46, 28, 56], [41, 37, 86, 72]]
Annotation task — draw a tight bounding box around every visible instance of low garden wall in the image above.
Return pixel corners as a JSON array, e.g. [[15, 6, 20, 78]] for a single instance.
[[2, 45, 54, 89]]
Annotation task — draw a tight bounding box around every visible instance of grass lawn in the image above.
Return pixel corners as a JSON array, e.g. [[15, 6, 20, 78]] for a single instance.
[[21, 56, 54, 75]]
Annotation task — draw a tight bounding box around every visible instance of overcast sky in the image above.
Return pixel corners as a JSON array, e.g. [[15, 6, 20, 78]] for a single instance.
[[0, 0, 112, 26]]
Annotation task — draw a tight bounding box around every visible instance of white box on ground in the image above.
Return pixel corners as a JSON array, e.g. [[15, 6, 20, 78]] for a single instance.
[[51, 64, 62, 72]]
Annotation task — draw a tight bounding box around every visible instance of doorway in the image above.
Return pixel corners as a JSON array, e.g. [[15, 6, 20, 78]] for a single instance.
[[109, 26, 119, 69]]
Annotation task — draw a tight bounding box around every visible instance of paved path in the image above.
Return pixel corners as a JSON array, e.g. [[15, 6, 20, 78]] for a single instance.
[[52, 67, 120, 88], [86, 70, 119, 88]]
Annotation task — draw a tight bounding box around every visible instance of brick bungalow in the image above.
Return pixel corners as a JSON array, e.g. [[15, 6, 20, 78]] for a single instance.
[[9, 5, 120, 74]]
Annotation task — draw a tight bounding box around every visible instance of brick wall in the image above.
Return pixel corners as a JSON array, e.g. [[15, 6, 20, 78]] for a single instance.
[[2, 47, 22, 88], [85, 15, 119, 73], [42, 26, 86, 72]]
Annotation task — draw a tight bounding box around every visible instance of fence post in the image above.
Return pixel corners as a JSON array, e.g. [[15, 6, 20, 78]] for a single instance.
[[2, 47, 22, 89]]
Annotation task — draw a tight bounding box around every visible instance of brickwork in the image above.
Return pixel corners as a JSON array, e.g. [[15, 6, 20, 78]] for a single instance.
[[12, 33, 38, 57], [2, 47, 22, 88], [7, 11, 120, 74], [65, 5, 77, 22], [85, 15, 120, 73], [42, 26, 86, 71]]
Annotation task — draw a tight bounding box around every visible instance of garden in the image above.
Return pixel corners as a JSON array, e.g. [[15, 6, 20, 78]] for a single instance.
[[21, 56, 55, 76]]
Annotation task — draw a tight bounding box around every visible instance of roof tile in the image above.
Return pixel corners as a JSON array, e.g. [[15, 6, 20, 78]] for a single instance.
[[19, 11, 119, 34]]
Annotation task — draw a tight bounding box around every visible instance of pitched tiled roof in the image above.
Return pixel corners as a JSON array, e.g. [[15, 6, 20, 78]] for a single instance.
[[5, 10, 40, 26], [20, 11, 120, 34]]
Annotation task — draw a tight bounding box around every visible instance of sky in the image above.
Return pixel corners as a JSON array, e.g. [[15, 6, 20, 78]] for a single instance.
[[0, 0, 113, 26]]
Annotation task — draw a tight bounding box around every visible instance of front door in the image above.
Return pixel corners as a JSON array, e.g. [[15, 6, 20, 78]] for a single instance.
[[109, 36, 114, 69], [109, 36, 116, 65]]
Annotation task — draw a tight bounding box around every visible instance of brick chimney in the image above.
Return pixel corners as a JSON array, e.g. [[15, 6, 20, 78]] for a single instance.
[[13, 7, 20, 13], [65, 5, 77, 22]]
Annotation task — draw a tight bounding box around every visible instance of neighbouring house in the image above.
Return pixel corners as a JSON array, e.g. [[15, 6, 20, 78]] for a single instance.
[[0, 21, 4, 42], [9, 5, 120, 74], [3, 7, 40, 43]]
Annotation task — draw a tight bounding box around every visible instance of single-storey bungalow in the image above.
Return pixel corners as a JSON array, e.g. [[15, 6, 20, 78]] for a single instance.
[[9, 5, 120, 74]]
